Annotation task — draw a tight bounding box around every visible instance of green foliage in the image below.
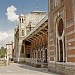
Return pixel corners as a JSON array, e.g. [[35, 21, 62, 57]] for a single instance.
[[0, 47, 6, 58]]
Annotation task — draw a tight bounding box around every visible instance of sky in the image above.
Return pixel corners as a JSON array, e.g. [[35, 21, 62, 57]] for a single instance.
[[0, 0, 48, 48]]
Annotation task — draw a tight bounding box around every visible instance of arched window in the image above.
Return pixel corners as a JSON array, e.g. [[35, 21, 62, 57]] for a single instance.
[[21, 45, 24, 53], [58, 18, 63, 36], [56, 18, 66, 62], [22, 19, 23, 23], [59, 40, 63, 62], [22, 30, 24, 36], [20, 19, 21, 23]]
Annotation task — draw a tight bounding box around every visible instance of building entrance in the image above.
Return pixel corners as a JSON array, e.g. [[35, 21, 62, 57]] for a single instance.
[[44, 49, 47, 63]]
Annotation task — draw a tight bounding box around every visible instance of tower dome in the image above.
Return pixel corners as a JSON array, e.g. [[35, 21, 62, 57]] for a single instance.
[[20, 13, 25, 17], [19, 13, 25, 23]]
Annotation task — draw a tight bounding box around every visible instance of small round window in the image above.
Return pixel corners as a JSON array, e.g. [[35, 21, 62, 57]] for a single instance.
[[58, 18, 64, 36]]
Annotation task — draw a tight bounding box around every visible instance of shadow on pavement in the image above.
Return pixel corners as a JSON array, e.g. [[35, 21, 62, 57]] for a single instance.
[[18, 63, 59, 75]]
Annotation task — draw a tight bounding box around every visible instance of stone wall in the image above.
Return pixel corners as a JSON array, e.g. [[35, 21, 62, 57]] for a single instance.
[[48, 63, 75, 75], [48, 0, 75, 75]]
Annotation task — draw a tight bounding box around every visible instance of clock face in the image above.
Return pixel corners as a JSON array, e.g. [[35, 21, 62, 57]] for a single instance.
[[21, 26, 24, 28]]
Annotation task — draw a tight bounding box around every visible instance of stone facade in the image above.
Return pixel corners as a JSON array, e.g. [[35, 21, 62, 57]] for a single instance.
[[48, 0, 75, 75], [6, 41, 13, 61], [25, 11, 46, 34], [23, 15, 48, 68], [13, 0, 75, 74], [14, 14, 26, 63], [14, 11, 46, 63]]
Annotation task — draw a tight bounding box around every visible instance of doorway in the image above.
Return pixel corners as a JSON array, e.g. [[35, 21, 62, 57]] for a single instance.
[[44, 49, 47, 63]]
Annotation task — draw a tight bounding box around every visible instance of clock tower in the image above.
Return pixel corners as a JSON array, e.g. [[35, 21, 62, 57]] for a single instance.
[[18, 13, 26, 62], [19, 13, 26, 36]]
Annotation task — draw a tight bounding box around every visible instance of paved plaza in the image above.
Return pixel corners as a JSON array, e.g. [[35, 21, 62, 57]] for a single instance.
[[0, 63, 59, 75]]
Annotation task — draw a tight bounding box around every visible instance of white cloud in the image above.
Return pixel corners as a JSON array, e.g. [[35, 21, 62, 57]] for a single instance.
[[0, 30, 13, 48], [0, 32, 8, 41], [6, 5, 19, 22]]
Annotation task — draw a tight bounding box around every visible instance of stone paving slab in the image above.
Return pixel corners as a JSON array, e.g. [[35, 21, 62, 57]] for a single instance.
[[0, 73, 59, 75], [0, 63, 60, 75]]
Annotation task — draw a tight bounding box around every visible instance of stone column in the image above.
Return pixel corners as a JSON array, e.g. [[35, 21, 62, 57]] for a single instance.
[[43, 47, 45, 63], [40, 49, 41, 62], [36, 50, 38, 63]]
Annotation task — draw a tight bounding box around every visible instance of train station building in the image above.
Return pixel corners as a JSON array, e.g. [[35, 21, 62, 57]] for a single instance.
[[48, 0, 75, 74], [14, 0, 75, 74]]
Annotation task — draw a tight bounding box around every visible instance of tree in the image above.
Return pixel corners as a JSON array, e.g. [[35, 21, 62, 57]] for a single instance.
[[0, 47, 6, 58]]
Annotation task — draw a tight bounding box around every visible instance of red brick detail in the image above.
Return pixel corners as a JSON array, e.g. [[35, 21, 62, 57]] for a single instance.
[[50, 52, 54, 56], [26, 45, 31, 54], [49, 33, 54, 40], [49, 46, 54, 50], [50, 57, 54, 61], [66, 25, 74, 33], [50, 14, 54, 33], [66, 33, 74, 40], [67, 49, 75, 55], [49, 40, 54, 45], [67, 57, 75, 62], [65, 0, 73, 21]]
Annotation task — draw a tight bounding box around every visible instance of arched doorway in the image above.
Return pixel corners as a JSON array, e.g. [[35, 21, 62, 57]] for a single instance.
[[44, 49, 47, 63], [20, 45, 25, 57], [21, 45, 24, 53]]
